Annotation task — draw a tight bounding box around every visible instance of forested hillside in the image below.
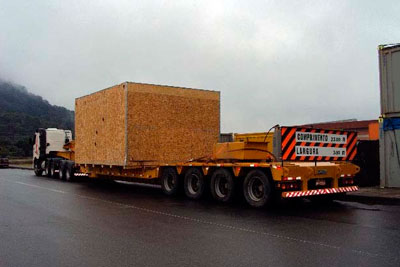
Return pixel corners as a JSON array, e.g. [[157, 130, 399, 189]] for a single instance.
[[0, 80, 74, 157]]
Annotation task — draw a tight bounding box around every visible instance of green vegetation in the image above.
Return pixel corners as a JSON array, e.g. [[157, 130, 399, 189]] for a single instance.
[[0, 80, 74, 157]]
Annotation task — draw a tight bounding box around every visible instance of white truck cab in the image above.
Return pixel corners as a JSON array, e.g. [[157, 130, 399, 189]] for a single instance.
[[33, 128, 73, 177], [33, 128, 72, 160]]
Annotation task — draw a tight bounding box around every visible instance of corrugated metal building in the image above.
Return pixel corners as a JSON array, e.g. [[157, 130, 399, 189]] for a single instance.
[[379, 43, 400, 188]]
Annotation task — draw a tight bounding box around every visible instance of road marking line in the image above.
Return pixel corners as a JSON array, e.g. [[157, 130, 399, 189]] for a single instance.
[[13, 181, 67, 194], [3, 178, 391, 260]]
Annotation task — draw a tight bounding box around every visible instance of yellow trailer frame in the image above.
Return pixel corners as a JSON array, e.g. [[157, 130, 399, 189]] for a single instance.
[[77, 159, 360, 198], [61, 131, 360, 203]]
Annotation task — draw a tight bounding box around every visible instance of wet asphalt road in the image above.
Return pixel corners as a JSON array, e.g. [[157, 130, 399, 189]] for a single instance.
[[1, 169, 400, 267]]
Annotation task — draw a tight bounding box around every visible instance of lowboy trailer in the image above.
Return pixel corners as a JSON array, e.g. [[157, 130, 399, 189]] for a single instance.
[[33, 126, 360, 208]]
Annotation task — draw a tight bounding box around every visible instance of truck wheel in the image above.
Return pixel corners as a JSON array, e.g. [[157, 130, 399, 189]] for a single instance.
[[59, 161, 66, 180], [210, 168, 235, 203], [42, 160, 48, 176], [243, 170, 272, 208], [65, 163, 75, 182], [184, 168, 205, 200], [160, 168, 180, 196], [47, 160, 53, 177], [51, 161, 58, 178], [34, 160, 43, 176]]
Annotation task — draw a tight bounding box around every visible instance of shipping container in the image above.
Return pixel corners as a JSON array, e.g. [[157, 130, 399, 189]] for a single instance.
[[379, 44, 400, 117], [379, 117, 400, 187], [75, 82, 220, 166]]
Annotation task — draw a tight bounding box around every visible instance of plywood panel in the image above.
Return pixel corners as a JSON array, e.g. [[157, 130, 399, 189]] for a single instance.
[[104, 85, 126, 164], [75, 85, 125, 165], [126, 83, 220, 165]]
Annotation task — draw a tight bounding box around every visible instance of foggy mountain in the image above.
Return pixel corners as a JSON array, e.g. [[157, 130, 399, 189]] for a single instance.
[[0, 79, 74, 157]]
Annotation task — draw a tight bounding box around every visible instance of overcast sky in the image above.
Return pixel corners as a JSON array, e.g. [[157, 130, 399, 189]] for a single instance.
[[0, 0, 399, 132]]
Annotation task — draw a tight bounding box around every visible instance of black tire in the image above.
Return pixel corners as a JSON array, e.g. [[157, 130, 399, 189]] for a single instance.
[[51, 161, 59, 178], [243, 170, 272, 208], [210, 168, 235, 203], [59, 161, 66, 180], [42, 160, 48, 177], [65, 163, 75, 182], [34, 159, 43, 176], [46, 160, 53, 177], [160, 168, 180, 196], [184, 168, 205, 200]]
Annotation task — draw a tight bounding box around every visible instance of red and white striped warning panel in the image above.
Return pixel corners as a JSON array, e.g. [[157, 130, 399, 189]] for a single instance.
[[282, 186, 358, 198], [281, 127, 357, 161], [74, 173, 89, 177]]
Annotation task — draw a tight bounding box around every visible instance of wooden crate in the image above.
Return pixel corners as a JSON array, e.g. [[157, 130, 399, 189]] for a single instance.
[[75, 82, 220, 166]]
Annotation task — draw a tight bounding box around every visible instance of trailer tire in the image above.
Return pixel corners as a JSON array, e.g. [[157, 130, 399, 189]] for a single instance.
[[160, 168, 180, 196], [34, 159, 43, 176], [210, 168, 235, 203], [243, 170, 272, 208], [184, 168, 205, 200]]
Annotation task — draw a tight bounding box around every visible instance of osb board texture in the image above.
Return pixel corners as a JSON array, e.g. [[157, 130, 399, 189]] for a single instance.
[[75, 84, 126, 165], [126, 83, 220, 165]]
